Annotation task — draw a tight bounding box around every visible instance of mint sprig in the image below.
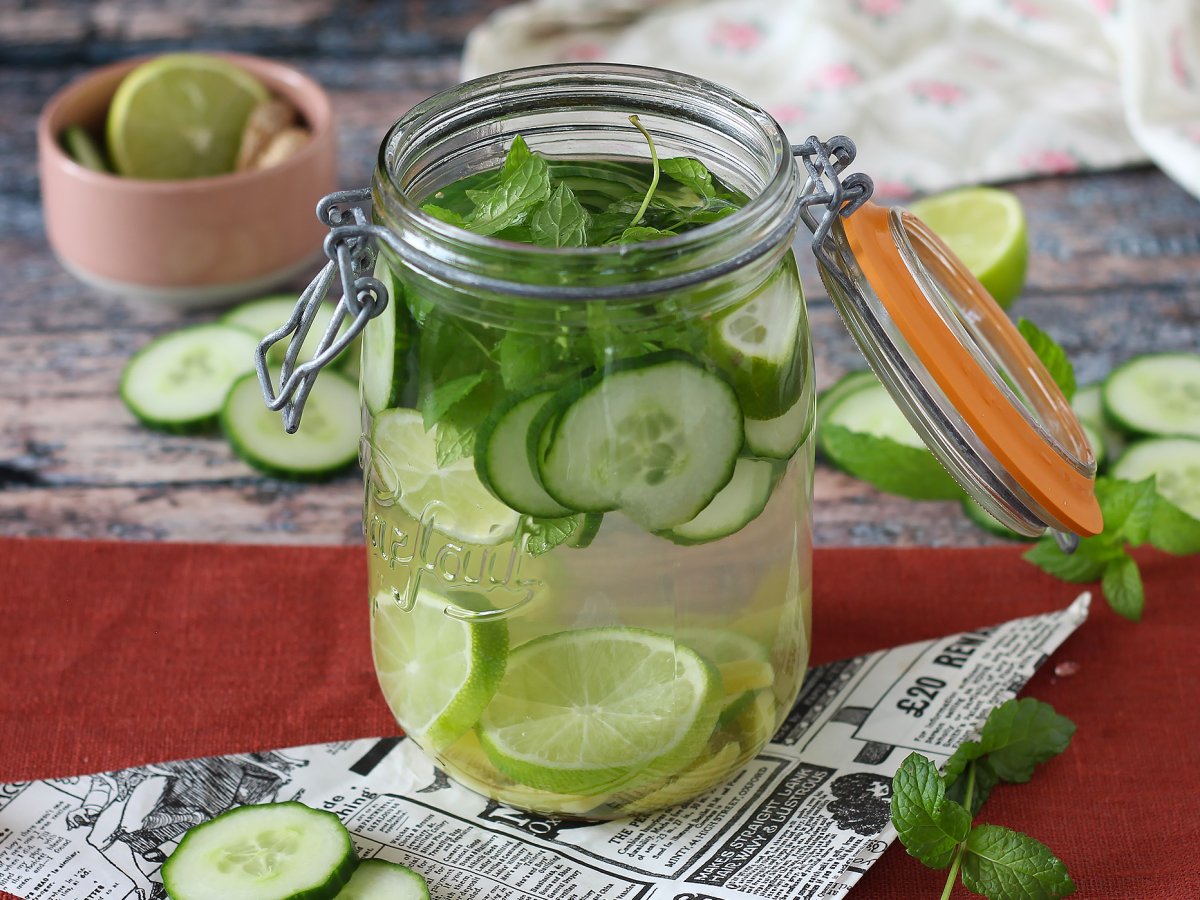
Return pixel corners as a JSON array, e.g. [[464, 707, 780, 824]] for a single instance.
[[891, 698, 1077, 900], [1016, 318, 1075, 401]]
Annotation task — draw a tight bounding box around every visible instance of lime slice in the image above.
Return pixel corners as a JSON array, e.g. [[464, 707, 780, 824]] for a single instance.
[[676, 627, 773, 713], [372, 587, 508, 751], [909, 187, 1028, 310], [371, 408, 520, 544], [107, 53, 269, 179], [478, 627, 722, 796], [615, 740, 743, 815]]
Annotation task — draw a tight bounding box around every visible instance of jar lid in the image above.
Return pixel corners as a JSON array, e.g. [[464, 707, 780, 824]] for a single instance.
[[798, 140, 1101, 538]]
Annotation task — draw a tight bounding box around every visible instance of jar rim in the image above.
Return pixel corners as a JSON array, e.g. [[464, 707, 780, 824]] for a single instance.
[[370, 63, 800, 297]]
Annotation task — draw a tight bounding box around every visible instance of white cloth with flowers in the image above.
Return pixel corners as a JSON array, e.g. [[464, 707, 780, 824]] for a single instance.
[[462, 0, 1200, 200]]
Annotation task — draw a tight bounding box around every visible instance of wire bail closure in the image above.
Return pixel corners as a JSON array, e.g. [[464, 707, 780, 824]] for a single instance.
[[255, 188, 390, 432]]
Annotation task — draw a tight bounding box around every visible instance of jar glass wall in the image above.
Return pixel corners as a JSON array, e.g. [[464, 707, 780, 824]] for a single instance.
[[360, 65, 814, 819]]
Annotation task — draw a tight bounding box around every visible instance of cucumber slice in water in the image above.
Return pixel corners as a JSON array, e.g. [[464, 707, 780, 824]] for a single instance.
[[1111, 437, 1200, 519], [335, 859, 429, 900], [363, 260, 413, 414], [1102, 353, 1200, 438], [222, 370, 360, 479], [536, 351, 743, 531], [711, 257, 805, 419], [657, 457, 776, 545], [745, 393, 814, 460], [476, 390, 572, 518], [120, 324, 258, 433], [161, 801, 357, 900]]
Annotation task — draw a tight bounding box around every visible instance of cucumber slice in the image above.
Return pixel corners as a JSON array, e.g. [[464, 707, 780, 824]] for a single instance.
[[961, 496, 1037, 541], [120, 324, 259, 433], [536, 351, 743, 531], [161, 801, 357, 900], [744, 393, 814, 460], [658, 457, 775, 545], [1073, 382, 1124, 467], [565, 512, 603, 549], [222, 370, 360, 479], [711, 257, 805, 419], [335, 859, 429, 900], [475, 390, 572, 518], [1102, 353, 1200, 438], [1111, 437, 1200, 518], [815, 370, 878, 459], [222, 296, 349, 367], [821, 383, 964, 501], [362, 260, 413, 414]]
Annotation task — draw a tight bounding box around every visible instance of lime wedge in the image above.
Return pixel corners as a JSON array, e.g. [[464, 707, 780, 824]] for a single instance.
[[372, 587, 508, 751], [371, 408, 520, 544], [909, 187, 1028, 309], [478, 627, 722, 796], [107, 53, 270, 179]]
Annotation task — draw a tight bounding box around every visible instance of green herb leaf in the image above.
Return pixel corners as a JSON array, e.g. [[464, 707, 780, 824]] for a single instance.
[[1022, 538, 1113, 583], [1017, 319, 1076, 401], [433, 378, 499, 468], [1148, 494, 1200, 554], [961, 825, 1076, 899], [497, 331, 555, 392], [613, 225, 677, 244], [466, 152, 552, 235], [421, 203, 468, 227], [974, 698, 1075, 784], [1102, 552, 1145, 621], [530, 183, 590, 248], [501, 134, 533, 180], [891, 753, 973, 870], [419, 372, 484, 431], [819, 425, 965, 500], [945, 757, 999, 816], [522, 515, 581, 556], [660, 156, 716, 198], [1096, 476, 1158, 545]]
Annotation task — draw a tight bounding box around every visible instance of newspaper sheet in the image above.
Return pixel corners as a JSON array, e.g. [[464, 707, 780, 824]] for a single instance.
[[0, 594, 1089, 900]]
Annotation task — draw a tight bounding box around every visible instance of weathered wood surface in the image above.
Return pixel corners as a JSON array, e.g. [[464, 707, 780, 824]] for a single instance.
[[1, 1, 1199, 547]]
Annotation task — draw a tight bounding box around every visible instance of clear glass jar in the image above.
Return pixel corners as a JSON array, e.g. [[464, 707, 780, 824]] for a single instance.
[[360, 66, 813, 819]]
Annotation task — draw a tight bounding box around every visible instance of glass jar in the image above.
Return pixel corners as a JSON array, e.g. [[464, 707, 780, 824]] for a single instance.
[[360, 66, 813, 819]]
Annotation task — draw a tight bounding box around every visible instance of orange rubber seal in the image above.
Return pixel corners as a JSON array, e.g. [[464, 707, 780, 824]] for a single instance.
[[842, 201, 1102, 536]]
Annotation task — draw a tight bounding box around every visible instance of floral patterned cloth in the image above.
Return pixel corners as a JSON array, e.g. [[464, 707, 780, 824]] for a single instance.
[[462, 0, 1200, 200]]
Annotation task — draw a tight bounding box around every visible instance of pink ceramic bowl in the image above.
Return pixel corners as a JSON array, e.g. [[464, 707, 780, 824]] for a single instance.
[[38, 53, 337, 309]]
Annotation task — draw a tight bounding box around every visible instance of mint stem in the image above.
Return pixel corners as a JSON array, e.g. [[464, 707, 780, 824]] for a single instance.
[[628, 115, 660, 226], [938, 761, 977, 900]]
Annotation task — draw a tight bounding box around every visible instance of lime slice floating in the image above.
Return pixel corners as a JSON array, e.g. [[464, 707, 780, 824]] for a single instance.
[[107, 53, 270, 179], [372, 587, 508, 751], [909, 187, 1028, 310], [371, 408, 520, 544], [478, 627, 722, 796], [616, 740, 743, 815]]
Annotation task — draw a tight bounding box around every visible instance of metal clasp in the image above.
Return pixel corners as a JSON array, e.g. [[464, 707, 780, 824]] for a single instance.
[[255, 188, 390, 432], [791, 135, 874, 268]]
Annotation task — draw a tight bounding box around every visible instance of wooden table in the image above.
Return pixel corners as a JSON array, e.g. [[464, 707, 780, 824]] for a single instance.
[[2, 0, 1198, 547]]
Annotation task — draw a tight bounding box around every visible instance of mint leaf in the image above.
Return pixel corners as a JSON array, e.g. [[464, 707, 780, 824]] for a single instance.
[[613, 225, 677, 244], [819, 425, 965, 500], [419, 372, 484, 431], [523, 515, 581, 556], [945, 757, 999, 816], [1096, 476, 1157, 545], [1022, 538, 1113, 583], [433, 379, 498, 468], [1102, 553, 1145, 621], [530, 183, 590, 248], [498, 331, 554, 392], [500, 134, 533, 180], [421, 203, 468, 227], [1017, 319, 1076, 401], [975, 698, 1075, 784], [660, 156, 715, 198], [1148, 493, 1200, 554], [434, 416, 476, 468], [962, 825, 1076, 899], [467, 152, 552, 235], [890, 753, 972, 870]]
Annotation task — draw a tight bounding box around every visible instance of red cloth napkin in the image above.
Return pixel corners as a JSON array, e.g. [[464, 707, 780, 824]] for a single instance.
[[1, 538, 1197, 899]]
